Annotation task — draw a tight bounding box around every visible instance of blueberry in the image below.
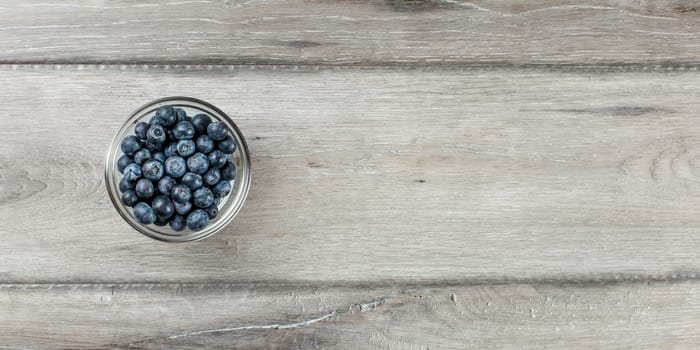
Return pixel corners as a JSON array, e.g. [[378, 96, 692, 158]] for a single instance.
[[166, 129, 176, 141], [164, 156, 187, 178], [203, 168, 221, 186], [135, 178, 155, 199], [193, 187, 214, 208], [186, 209, 209, 231], [169, 214, 187, 231], [164, 142, 178, 157], [212, 180, 232, 198], [175, 108, 187, 121], [154, 216, 169, 226], [187, 152, 209, 174], [151, 195, 174, 219], [119, 177, 136, 192], [117, 155, 133, 173], [173, 121, 195, 140], [173, 200, 193, 216], [156, 105, 177, 127], [171, 184, 192, 203], [121, 190, 139, 207], [191, 114, 212, 135], [123, 163, 142, 182], [195, 135, 214, 153], [152, 152, 165, 163], [133, 202, 157, 224], [120, 135, 141, 156], [181, 172, 203, 190], [207, 121, 229, 141], [220, 162, 237, 181], [204, 204, 218, 219], [145, 141, 161, 153], [157, 176, 176, 195], [133, 148, 152, 165], [218, 135, 237, 154], [176, 139, 196, 157], [141, 160, 164, 181], [149, 115, 163, 126], [207, 150, 227, 168], [134, 122, 150, 140], [147, 124, 167, 145]]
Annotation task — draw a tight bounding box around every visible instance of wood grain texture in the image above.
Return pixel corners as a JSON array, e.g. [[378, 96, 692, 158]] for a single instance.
[[1, 65, 700, 283], [2, 281, 699, 349], [0, 0, 699, 66]]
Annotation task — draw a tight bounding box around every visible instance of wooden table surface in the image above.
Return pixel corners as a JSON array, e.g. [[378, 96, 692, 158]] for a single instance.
[[2, 1, 700, 348]]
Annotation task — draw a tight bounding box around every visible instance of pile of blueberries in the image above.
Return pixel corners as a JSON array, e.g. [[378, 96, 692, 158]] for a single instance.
[[117, 105, 237, 232]]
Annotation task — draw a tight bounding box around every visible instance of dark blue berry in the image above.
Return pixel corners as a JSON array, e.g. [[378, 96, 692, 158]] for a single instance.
[[186, 209, 209, 231], [119, 177, 136, 192], [133, 202, 157, 224], [173, 120, 195, 140], [135, 178, 155, 199], [156, 105, 177, 127], [173, 200, 192, 216], [187, 153, 209, 174], [134, 122, 150, 140], [164, 156, 187, 178], [176, 139, 196, 157], [149, 115, 163, 126], [133, 149, 151, 165], [218, 135, 236, 154], [164, 142, 178, 157], [152, 195, 174, 219], [121, 190, 139, 207], [207, 150, 226, 168], [175, 108, 187, 121], [145, 141, 161, 152], [220, 162, 237, 181], [123, 163, 142, 182], [157, 176, 176, 195], [193, 187, 214, 208], [154, 216, 169, 226], [181, 172, 203, 190], [171, 184, 192, 203], [191, 114, 212, 135], [120, 135, 141, 156], [166, 129, 176, 141], [147, 124, 167, 145], [207, 121, 229, 141], [204, 204, 218, 219], [152, 152, 165, 163], [203, 168, 221, 186], [141, 159, 164, 181], [195, 135, 214, 153], [212, 180, 232, 198], [169, 214, 187, 231], [117, 155, 133, 173]]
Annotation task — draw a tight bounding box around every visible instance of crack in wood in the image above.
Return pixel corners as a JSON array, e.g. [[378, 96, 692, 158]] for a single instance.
[[125, 297, 388, 346]]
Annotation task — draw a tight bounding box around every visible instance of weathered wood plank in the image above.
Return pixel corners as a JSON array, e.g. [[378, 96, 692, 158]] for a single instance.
[[0, 0, 699, 65], [1, 281, 699, 349], [1, 65, 700, 283]]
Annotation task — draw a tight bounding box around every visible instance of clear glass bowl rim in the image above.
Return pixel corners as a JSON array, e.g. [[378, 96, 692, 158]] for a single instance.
[[104, 96, 251, 243]]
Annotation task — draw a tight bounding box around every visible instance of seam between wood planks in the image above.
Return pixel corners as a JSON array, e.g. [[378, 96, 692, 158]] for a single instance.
[[2, 273, 700, 289], [0, 62, 700, 72]]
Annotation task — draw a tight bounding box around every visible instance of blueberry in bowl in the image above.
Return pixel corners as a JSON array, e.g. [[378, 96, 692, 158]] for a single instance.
[[105, 97, 251, 242]]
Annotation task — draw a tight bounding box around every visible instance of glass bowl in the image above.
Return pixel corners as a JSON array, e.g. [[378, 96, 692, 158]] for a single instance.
[[105, 97, 251, 242]]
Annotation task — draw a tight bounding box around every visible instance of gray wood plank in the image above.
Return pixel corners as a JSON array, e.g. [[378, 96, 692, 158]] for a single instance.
[[2, 281, 699, 349], [1, 65, 700, 283], [0, 0, 699, 66]]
